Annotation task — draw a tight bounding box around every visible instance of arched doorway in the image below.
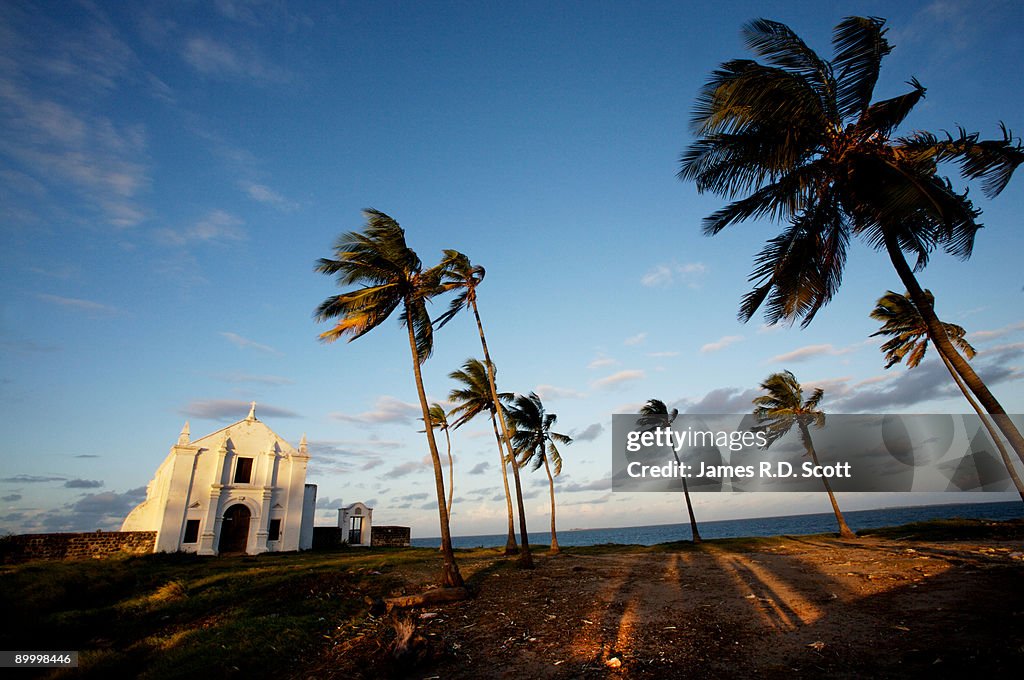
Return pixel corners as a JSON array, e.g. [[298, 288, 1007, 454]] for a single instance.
[[218, 504, 251, 554]]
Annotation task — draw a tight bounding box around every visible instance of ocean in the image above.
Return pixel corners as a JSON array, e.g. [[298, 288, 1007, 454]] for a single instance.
[[411, 500, 1024, 549]]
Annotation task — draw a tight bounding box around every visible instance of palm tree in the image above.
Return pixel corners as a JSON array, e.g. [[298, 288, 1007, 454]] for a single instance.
[[753, 371, 856, 539], [507, 392, 572, 554], [637, 399, 702, 543], [679, 16, 1024, 462], [422, 404, 455, 518], [871, 290, 1024, 500], [435, 251, 534, 568], [314, 209, 463, 588], [447, 358, 519, 555]]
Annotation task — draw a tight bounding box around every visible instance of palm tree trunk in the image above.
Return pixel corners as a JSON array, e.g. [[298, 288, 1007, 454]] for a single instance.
[[938, 352, 1024, 501], [884, 235, 1024, 465], [490, 411, 519, 554], [681, 475, 702, 543], [445, 428, 454, 518], [671, 451, 701, 542], [471, 297, 533, 568], [799, 423, 856, 539], [543, 453, 559, 554], [405, 305, 463, 588]]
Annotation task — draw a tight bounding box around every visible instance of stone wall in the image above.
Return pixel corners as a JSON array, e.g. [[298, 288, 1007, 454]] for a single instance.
[[371, 525, 410, 547], [311, 526, 343, 550], [0, 531, 156, 564]]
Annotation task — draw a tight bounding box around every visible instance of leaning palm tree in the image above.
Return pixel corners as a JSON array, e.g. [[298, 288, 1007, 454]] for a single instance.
[[637, 399, 701, 543], [871, 290, 1024, 501], [422, 404, 455, 517], [507, 392, 572, 554], [435, 251, 533, 568], [753, 371, 856, 539], [679, 16, 1024, 462], [314, 209, 463, 588], [447, 358, 519, 555]]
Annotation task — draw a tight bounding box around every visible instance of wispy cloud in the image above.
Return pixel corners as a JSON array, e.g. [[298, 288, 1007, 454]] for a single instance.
[[331, 396, 422, 425], [700, 335, 743, 354], [182, 35, 290, 83], [386, 458, 431, 479], [558, 477, 612, 493], [0, 475, 65, 484], [0, 11, 149, 228], [239, 181, 297, 210], [535, 384, 587, 400], [587, 354, 617, 369], [156, 210, 245, 246], [212, 372, 294, 386], [469, 462, 490, 475], [571, 423, 604, 442], [36, 293, 119, 317], [647, 351, 679, 358], [0, 81, 149, 228], [592, 370, 645, 390], [768, 343, 854, 363], [220, 331, 280, 355], [64, 479, 103, 489], [641, 262, 707, 288], [179, 399, 299, 421], [624, 332, 647, 346], [971, 321, 1024, 342]]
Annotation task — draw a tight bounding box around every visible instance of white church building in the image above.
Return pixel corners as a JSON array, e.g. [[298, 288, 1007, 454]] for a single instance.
[[121, 403, 318, 555]]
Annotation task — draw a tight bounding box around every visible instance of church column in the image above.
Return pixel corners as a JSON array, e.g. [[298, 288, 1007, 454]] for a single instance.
[[198, 437, 229, 555], [252, 443, 277, 554]]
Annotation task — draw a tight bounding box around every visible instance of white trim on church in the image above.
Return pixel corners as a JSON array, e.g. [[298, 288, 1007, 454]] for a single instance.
[[121, 403, 316, 555]]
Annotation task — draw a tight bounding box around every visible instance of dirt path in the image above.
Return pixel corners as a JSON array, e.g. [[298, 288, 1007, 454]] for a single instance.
[[305, 536, 1024, 678]]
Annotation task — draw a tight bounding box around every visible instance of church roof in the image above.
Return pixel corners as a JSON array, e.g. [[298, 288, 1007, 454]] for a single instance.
[[186, 403, 303, 457]]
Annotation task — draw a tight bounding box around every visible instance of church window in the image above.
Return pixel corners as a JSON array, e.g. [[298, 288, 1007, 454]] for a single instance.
[[183, 519, 200, 543], [234, 457, 253, 483], [268, 519, 281, 541]]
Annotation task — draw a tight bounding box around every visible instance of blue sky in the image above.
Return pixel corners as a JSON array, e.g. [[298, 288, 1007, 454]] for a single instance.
[[2, 0, 1022, 538]]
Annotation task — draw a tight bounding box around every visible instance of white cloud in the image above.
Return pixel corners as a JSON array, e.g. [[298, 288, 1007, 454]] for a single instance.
[[212, 372, 294, 386], [179, 399, 299, 421], [157, 210, 245, 246], [971, 321, 1024, 342], [592, 370, 645, 390], [647, 351, 679, 358], [641, 262, 707, 288], [700, 335, 743, 354], [220, 331, 280, 355], [587, 354, 617, 369], [36, 293, 119, 317], [331, 396, 422, 425], [535, 384, 587, 400], [0, 80, 149, 228], [768, 344, 854, 364], [182, 35, 290, 83], [571, 423, 604, 442], [624, 333, 647, 346], [239, 181, 297, 210]]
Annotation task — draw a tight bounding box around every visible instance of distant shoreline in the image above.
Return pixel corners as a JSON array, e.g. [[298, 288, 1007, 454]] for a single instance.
[[413, 499, 1023, 548]]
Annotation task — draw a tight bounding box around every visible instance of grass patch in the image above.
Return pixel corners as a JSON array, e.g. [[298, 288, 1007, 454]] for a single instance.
[[858, 517, 1024, 541], [0, 548, 441, 679]]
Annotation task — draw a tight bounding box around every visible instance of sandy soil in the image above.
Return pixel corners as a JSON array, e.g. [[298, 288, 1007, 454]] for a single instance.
[[304, 533, 1024, 679]]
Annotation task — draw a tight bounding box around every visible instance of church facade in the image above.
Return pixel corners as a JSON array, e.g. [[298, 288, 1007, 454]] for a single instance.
[[121, 404, 316, 555]]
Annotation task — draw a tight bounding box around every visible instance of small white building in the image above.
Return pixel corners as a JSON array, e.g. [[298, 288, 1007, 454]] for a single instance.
[[338, 501, 373, 546], [121, 403, 316, 555]]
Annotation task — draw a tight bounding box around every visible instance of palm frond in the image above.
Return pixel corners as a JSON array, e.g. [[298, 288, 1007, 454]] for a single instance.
[[898, 125, 1024, 198], [832, 16, 890, 119], [742, 18, 836, 120]]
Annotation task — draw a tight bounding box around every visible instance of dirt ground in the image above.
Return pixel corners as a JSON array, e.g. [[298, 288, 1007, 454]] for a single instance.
[[304, 533, 1024, 679]]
